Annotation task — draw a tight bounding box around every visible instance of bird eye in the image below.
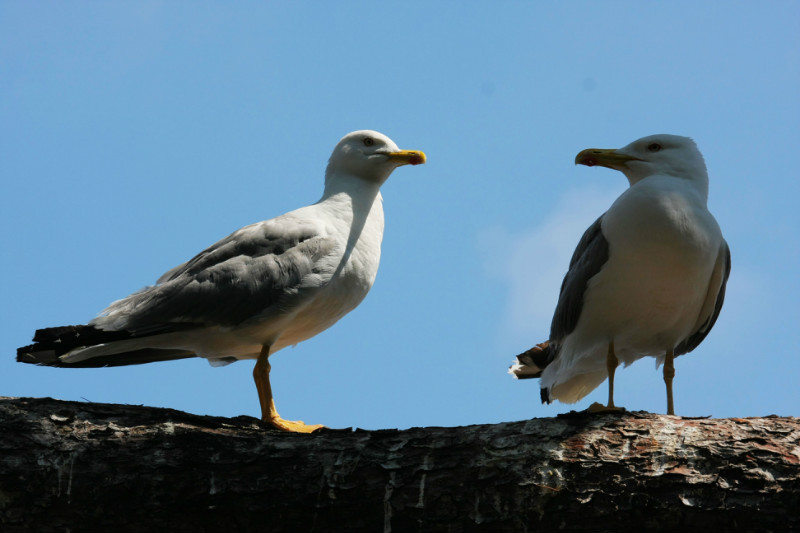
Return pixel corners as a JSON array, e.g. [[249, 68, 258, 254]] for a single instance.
[[647, 143, 662, 152], [363, 137, 374, 147]]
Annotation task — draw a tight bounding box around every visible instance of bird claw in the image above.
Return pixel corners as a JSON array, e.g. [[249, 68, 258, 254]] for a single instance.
[[266, 416, 326, 433], [587, 402, 626, 414]]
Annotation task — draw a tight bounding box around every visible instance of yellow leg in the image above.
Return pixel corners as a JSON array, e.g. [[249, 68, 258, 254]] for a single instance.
[[663, 347, 676, 415], [253, 345, 324, 433], [606, 341, 618, 409], [588, 341, 625, 413]]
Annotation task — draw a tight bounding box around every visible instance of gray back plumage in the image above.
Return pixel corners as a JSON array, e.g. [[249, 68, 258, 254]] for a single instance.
[[99, 221, 337, 332]]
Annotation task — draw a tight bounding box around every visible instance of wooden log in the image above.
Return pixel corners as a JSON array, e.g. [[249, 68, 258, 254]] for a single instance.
[[0, 396, 797, 532]]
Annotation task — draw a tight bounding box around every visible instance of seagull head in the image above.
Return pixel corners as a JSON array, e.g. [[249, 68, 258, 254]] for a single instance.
[[575, 134, 708, 188], [326, 130, 426, 187]]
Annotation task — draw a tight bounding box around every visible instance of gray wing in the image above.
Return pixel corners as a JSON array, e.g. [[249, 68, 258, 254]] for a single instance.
[[675, 240, 731, 356], [93, 218, 337, 332], [549, 214, 610, 345], [529, 215, 609, 400], [156, 219, 316, 284]]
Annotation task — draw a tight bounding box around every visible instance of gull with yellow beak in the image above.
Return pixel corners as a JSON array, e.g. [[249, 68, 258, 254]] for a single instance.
[[18, 130, 426, 432], [510, 134, 730, 415]]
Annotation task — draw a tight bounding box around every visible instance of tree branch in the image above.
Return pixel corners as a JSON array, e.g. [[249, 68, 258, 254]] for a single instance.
[[1, 396, 797, 532]]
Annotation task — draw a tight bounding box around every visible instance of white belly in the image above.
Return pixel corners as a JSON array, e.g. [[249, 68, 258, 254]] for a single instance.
[[579, 235, 717, 363], [542, 180, 724, 401]]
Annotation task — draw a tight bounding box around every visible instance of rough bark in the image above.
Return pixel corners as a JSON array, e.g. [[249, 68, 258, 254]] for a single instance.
[[0, 396, 797, 532]]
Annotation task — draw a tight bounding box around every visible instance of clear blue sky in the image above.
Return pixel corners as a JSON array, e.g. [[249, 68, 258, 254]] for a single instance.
[[2, 3, 798, 429]]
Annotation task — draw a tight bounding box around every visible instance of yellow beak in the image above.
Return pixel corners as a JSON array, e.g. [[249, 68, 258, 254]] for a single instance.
[[386, 150, 427, 166], [575, 148, 639, 169]]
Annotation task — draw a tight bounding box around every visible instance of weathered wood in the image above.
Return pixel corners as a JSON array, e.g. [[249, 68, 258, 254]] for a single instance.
[[0, 396, 797, 532]]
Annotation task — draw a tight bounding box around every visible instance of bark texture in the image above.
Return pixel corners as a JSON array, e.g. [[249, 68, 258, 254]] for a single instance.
[[1, 396, 798, 532]]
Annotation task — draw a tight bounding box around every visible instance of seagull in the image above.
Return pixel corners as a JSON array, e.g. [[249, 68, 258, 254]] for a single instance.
[[509, 134, 730, 415], [17, 130, 426, 432]]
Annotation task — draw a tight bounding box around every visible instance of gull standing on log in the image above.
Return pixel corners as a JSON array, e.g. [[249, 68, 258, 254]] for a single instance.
[[509, 134, 730, 415], [18, 130, 426, 432]]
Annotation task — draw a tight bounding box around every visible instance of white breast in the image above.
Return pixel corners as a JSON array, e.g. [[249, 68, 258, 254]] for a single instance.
[[269, 192, 385, 351], [581, 177, 722, 361]]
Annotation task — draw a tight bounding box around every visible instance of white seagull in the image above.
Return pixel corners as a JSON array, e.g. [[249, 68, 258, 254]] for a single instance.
[[18, 130, 426, 432], [510, 134, 730, 415]]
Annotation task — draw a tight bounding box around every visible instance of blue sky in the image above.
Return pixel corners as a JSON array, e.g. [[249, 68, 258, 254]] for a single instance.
[[2, 3, 798, 429]]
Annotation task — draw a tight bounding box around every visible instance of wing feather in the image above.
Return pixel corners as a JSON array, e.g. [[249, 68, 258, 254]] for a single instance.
[[511, 215, 610, 383], [92, 216, 337, 332], [675, 240, 731, 355], [549, 215, 610, 345]]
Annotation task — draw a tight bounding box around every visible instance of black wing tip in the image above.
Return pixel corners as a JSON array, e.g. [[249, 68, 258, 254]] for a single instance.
[[18, 324, 134, 365], [18, 322, 202, 367], [17, 346, 198, 368], [514, 341, 555, 374], [31, 324, 94, 343], [16, 345, 58, 365], [19, 324, 101, 364], [513, 372, 542, 380], [540, 387, 551, 404]]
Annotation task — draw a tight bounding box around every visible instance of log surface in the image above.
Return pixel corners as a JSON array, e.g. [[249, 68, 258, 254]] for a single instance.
[[1, 396, 798, 532]]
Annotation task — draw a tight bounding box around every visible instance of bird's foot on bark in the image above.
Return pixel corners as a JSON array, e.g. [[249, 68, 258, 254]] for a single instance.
[[587, 402, 626, 414], [265, 416, 325, 433]]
